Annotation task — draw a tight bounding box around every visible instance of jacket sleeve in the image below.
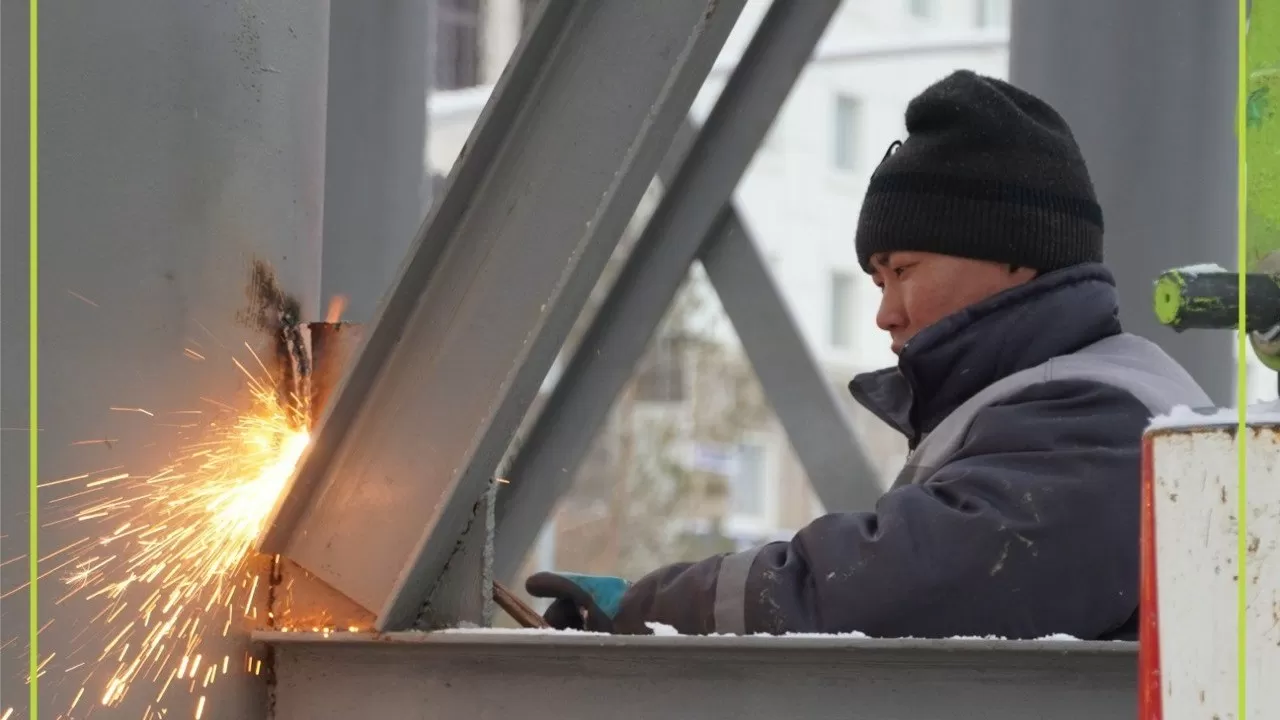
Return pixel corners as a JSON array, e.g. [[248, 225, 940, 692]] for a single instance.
[[611, 379, 1151, 639]]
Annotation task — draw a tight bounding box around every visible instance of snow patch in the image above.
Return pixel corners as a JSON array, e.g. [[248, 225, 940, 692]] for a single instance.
[[436, 627, 610, 637], [941, 633, 1082, 642], [1173, 263, 1228, 275], [766, 630, 870, 640], [1149, 401, 1280, 430], [645, 622, 681, 636], [417, 627, 1082, 642]]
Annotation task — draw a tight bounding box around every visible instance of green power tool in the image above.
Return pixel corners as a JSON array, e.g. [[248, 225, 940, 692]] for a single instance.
[[1154, 266, 1280, 369], [1153, 3, 1280, 371]]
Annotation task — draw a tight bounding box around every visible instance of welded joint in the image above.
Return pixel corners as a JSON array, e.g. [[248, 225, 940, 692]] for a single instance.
[[264, 320, 377, 633], [240, 258, 312, 416], [415, 478, 498, 630]]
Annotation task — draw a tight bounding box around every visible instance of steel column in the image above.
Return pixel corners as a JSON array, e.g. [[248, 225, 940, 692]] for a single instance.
[[2, 1, 330, 717], [261, 0, 748, 631], [321, 0, 434, 322], [1010, 0, 1237, 404], [492, 0, 847, 582], [700, 211, 881, 513], [264, 633, 1137, 720]]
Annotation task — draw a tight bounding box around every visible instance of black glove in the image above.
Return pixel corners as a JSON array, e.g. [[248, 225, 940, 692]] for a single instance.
[[525, 571, 631, 633]]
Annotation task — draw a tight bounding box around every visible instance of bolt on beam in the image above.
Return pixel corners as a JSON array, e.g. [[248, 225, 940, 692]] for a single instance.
[[260, 0, 748, 631]]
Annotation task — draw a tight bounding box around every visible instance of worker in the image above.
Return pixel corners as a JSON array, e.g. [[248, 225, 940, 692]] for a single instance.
[[525, 70, 1211, 639]]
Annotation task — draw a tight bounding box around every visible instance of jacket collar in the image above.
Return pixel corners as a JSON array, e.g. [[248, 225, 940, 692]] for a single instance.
[[847, 263, 1123, 447]]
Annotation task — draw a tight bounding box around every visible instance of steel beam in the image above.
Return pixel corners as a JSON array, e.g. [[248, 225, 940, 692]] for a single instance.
[[263, 633, 1137, 720], [493, 0, 843, 582], [1010, 0, 1237, 405], [700, 211, 881, 513], [321, 0, 434, 322], [261, 0, 748, 631]]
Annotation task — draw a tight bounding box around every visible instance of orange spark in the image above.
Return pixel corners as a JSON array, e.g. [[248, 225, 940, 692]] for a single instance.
[[67, 289, 100, 307], [30, 350, 312, 717]]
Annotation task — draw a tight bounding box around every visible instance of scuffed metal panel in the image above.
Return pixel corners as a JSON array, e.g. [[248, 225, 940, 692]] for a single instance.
[[263, 632, 1137, 720], [1148, 425, 1280, 718]]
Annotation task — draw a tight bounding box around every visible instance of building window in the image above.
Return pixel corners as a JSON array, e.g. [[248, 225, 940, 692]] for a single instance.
[[730, 442, 768, 520], [435, 0, 483, 90], [829, 271, 855, 350], [832, 94, 862, 172], [907, 0, 935, 20], [975, 0, 1010, 28]]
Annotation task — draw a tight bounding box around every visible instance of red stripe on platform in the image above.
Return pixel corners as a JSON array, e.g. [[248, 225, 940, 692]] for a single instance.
[[1138, 434, 1162, 720]]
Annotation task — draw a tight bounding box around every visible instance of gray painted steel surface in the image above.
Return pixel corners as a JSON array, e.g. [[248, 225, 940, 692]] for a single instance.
[[1010, 0, 1237, 404], [1, 1, 329, 717], [261, 0, 748, 631], [321, 0, 434, 322], [493, 0, 845, 582], [264, 632, 1137, 720]]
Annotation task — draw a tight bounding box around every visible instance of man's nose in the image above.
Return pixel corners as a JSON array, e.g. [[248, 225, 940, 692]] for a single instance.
[[876, 293, 905, 332]]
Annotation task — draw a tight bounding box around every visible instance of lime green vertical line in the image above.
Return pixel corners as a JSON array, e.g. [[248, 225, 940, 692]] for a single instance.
[[1236, 0, 1248, 717], [28, 0, 39, 717]]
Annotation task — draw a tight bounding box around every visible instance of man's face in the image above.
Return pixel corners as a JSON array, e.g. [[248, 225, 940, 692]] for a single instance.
[[870, 251, 1037, 355]]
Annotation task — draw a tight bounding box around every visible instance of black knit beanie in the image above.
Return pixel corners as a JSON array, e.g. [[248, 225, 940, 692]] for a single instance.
[[855, 70, 1103, 273]]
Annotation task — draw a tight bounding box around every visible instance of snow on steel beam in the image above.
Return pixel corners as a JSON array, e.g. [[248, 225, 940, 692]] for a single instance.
[[263, 632, 1138, 720], [259, 0, 748, 631], [699, 212, 882, 514], [492, 0, 843, 581]]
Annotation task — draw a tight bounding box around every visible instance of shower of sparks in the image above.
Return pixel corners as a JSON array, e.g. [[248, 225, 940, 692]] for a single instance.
[[30, 345, 312, 715]]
